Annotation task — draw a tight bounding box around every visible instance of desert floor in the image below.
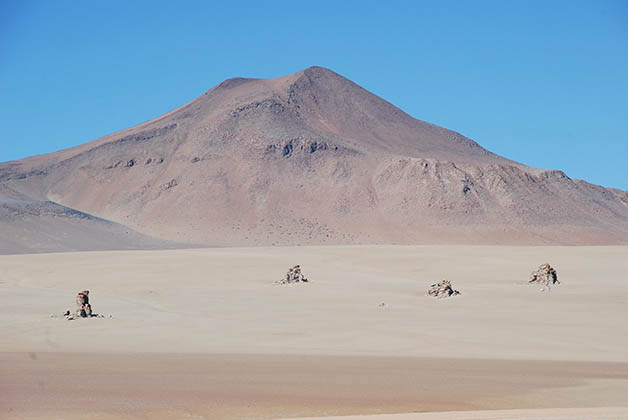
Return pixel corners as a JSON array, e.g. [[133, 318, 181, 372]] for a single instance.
[[1, 245, 627, 419]]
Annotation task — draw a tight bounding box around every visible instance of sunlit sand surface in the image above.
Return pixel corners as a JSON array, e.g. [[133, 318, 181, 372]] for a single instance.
[[1, 245, 627, 419]]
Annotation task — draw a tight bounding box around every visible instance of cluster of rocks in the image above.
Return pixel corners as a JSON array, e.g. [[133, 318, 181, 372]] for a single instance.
[[529, 263, 559, 290], [275, 265, 309, 284], [427, 280, 461, 298], [43, 262, 562, 322], [424, 263, 559, 298]]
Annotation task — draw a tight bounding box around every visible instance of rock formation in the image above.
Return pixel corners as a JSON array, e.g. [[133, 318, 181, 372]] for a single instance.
[[275, 265, 309, 284], [427, 280, 461, 298], [75, 290, 92, 317], [58, 290, 108, 320], [529, 263, 559, 288]]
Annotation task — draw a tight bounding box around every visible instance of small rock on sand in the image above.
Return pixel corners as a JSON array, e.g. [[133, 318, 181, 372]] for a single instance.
[[275, 265, 309, 284], [427, 280, 461, 298]]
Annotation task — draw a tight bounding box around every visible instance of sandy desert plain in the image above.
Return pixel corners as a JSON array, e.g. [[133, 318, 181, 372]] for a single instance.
[[1, 65, 628, 420], [1, 245, 628, 420]]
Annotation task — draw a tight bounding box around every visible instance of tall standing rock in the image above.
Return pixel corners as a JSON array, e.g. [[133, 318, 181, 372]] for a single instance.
[[75, 290, 92, 317]]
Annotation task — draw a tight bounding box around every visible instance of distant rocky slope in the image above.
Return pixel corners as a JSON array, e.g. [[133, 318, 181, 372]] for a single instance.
[[0, 197, 182, 254], [1, 66, 627, 252]]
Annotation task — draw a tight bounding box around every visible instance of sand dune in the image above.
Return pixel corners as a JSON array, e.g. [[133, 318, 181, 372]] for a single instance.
[[1, 245, 627, 419]]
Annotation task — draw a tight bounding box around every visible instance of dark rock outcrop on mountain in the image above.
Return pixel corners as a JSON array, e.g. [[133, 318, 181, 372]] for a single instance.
[[1, 66, 627, 252]]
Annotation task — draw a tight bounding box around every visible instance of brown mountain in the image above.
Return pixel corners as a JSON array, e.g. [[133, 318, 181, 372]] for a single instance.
[[1, 66, 627, 252]]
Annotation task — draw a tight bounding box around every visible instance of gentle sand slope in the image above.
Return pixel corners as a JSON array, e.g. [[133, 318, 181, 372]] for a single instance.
[[2, 353, 628, 420], [276, 407, 628, 420], [1, 245, 627, 419]]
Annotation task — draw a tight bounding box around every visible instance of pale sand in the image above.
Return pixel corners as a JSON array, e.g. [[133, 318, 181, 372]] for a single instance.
[[1, 246, 628, 419], [2, 353, 627, 420], [278, 407, 628, 420]]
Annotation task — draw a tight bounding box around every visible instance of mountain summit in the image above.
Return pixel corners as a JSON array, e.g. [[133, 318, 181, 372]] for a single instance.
[[2, 66, 627, 251]]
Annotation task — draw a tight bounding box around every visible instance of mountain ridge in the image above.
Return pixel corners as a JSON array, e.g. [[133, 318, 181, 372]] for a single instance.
[[1, 66, 627, 252]]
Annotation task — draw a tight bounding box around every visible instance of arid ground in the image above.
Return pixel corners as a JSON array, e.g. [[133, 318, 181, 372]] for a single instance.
[[1, 245, 627, 419]]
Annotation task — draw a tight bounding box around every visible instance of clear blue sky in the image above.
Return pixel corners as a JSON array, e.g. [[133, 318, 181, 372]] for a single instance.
[[1, 0, 627, 189]]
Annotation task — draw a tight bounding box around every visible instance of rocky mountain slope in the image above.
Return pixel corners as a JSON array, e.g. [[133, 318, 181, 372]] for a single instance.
[[1, 66, 627, 251]]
